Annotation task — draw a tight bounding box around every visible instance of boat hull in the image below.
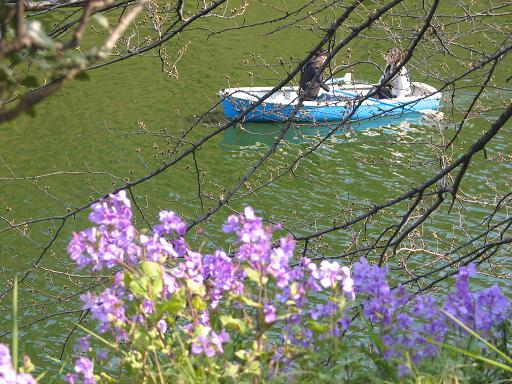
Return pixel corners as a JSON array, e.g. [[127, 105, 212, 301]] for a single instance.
[[219, 83, 441, 123]]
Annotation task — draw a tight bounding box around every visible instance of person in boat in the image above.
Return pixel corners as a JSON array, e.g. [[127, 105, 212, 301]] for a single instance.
[[299, 48, 331, 101], [372, 47, 412, 99]]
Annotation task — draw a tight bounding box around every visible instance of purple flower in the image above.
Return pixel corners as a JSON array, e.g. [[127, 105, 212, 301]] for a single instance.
[[309, 261, 335, 287], [444, 265, 510, 335], [279, 236, 296, 255], [157, 319, 167, 334], [203, 250, 243, 308], [65, 194, 512, 379], [72, 357, 95, 384], [222, 214, 239, 233], [0, 344, 37, 384], [16, 373, 37, 384], [190, 326, 230, 357], [131, 314, 144, 324], [68, 191, 145, 271], [342, 275, 355, 300], [68, 222, 139, 271], [198, 310, 210, 326], [475, 285, 509, 332], [81, 289, 126, 334], [309, 301, 337, 321], [154, 211, 187, 236], [0, 344, 12, 366], [0, 345, 16, 384], [306, 260, 355, 299], [444, 264, 478, 328], [268, 245, 293, 288], [350, 259, 512, 376], [77, 336, 90, 353], [413, 295, 447, 343], [396, 313, 413, 328], [97, 350, 108, 361], [140, 233, 178, 263], [191, 335, 215, 357], [89, 190, 132, 229], [227, 207, 268, 249], [397, 364, 411, 377], [162, 272, 180, 297], [68, 228, 97, 269], [210, 330, 230, 353], [282, 321, 313, 349], [353, 258, 389, 297], [273, 346, 284, 361], [142, 299, 154, 315], [171, 237, 189, 257], [172, 251, 204, 284], [264, 304, 277, 323]]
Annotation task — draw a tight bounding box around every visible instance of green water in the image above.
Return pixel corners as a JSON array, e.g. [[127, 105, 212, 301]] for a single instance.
[[0, 0, 510, 376]]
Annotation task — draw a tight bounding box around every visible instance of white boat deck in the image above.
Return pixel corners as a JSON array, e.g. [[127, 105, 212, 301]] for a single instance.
[[220, 82, 440, 107]]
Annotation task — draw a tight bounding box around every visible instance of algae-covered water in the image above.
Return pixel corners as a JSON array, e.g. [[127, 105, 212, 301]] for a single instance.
[[0, 0, 510, 376]]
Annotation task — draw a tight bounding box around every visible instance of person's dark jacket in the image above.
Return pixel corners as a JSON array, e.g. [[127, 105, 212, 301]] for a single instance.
[[299, 59, 330, 100]]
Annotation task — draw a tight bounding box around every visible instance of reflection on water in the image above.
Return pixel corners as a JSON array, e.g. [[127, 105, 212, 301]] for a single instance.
[[222, 112, 428, 147]]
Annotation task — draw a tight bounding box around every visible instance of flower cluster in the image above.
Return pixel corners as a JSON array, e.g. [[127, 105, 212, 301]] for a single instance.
[[353, 259, 511, 375], [68, 191, 140, 271], [66, 357, 95, 384], [222, 206, 356, 346], [65, 192, 511, 381], [444, 264, 509, 335], [80, 286, 127, 336], [0, 344, 36, 384], [223, 207, 296, 288], [202, 250, 244, 308], [190, 324, 230, 357], [65, 193, 356, 380], [307, 259, 354, 298]]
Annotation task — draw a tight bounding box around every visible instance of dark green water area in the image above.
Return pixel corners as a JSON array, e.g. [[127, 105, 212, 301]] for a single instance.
[[0, 0, 510, 377]]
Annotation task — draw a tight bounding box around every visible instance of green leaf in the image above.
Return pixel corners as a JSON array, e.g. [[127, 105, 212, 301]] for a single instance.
[[133, 329, 152, 350], [25, 20, 54, 49], [129, 278, 147, 297], [245, 267, 268, 284], [186, 279, 205, 296], [141, 261, 162, 278], [157, 289, 186, 316], [64, 51, 88, 66], [247, 360, 260, 375], [20, 76, 39, 88], [9, 53, 24, 66], [235, 350, 248, 360], [433, 339, 512, 373], [306, 320, 330, 333], [237, 295, 262, 309], [193, 324, 210, 338], [123, 271, 133, 287], [441, 309, 512, 365], [34, 371, 47, 381], [359, 307, 384, 353], [76, 323, 126, 355], [224, 362, 240, 377], [141, 261, 163, 297], [223, 342, 234, 358], [12, 276, 18, 373], [92, 14, 110, 29], [220, 315, 247, 333], [191, 295, 206, 311]]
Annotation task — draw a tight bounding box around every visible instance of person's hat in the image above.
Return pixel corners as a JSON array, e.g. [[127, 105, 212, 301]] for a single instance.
[[313, 48, 329, 57]]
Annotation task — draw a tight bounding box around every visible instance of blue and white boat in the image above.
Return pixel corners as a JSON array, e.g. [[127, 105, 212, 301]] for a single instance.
[[219, 80, 441, 123]]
